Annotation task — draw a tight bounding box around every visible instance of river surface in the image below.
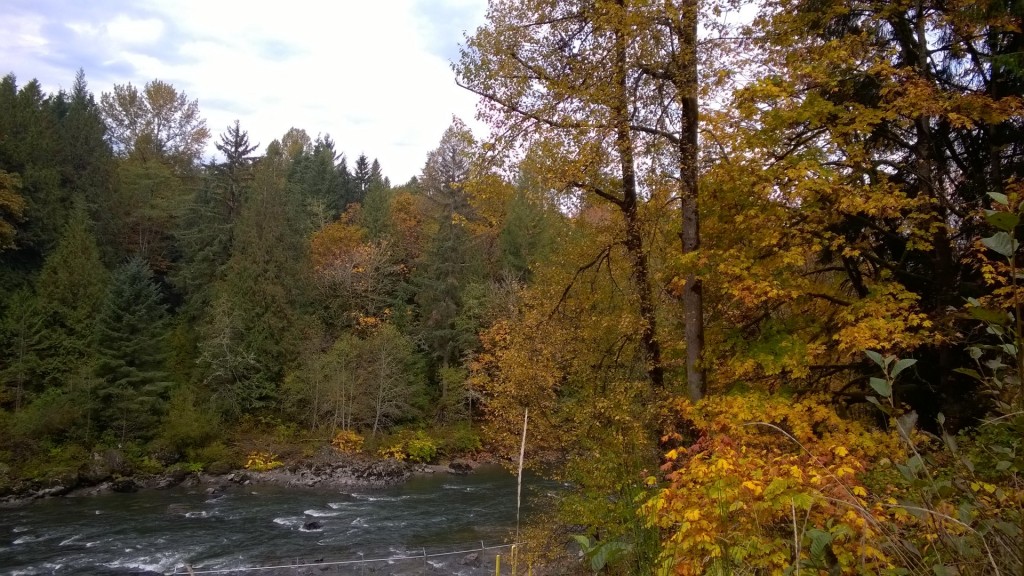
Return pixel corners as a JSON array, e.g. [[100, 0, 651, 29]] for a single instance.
[[0, 466, 551, 575]]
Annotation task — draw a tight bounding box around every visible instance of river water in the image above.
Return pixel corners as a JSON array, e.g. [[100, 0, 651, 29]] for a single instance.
[[0, 466, 550, 575]]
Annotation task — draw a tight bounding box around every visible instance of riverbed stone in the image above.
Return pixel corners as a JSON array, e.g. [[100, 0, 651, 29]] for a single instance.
[[449, 459, 474, 474], [111, 477, 138, 493]]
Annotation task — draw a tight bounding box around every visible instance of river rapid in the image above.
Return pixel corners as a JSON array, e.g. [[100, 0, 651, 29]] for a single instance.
[[0, 465, 549, 575]]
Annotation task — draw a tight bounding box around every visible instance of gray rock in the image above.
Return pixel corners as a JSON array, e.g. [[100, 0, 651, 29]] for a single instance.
[[111, 477, 138, 493]]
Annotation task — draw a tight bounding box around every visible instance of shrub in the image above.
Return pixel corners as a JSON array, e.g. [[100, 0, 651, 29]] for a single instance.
[[244, 451, 283, 471], [643, 393, 909, 575], [436, 424, 482, 456], [187, 442, 239, 469], [376, 431, 438, 463], [404, 432, 438, 463], [331, 430, 364, 453], [644, 387, 1024, 576]]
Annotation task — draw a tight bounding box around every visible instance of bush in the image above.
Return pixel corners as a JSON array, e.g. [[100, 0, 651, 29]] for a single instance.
[[187, 441, 240, 469], [644, 391, 1024, 575], [376, 431, 438, 463], [244, 451, 283, 471], [157, 387, 220, 452], [404, 432, 438, 463], [436, 424, 482, 456], [331, 429, 364, 453]]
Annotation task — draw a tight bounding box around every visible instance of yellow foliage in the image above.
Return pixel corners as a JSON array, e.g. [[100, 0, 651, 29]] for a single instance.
[[644, 393, 1024, 574], [331, 429, 364, 454], [643, 393, 909, 575], [244, 451, 283, 472]]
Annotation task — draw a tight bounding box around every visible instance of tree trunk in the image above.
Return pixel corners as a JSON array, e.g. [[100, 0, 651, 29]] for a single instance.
[[678, 0, 706, 401], [613, 9, 665, 389]]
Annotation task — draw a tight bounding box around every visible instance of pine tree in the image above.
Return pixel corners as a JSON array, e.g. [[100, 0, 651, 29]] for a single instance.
[[199, 153, 311, 415], [213, 119, 258, 222], [352, 154, 371, 205], [34, 203, 108, 391], [93, 256, 170, 443]]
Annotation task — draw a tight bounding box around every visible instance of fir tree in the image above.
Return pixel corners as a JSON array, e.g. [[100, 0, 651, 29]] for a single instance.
[[93, 256, 170, 443]]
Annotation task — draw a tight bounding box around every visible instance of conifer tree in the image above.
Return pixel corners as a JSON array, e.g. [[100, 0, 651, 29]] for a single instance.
[[33, 203, 108, 391], [93, 256, 170, 442]]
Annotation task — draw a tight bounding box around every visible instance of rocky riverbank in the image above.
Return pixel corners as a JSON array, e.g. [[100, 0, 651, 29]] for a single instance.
[[0, 448, 493, 508]]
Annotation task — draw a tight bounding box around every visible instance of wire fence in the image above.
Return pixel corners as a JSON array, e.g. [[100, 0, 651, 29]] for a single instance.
[[173, 541, 529, 575]]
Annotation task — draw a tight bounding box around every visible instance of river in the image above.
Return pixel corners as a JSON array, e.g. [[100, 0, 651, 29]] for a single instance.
[[0, 465, 552, 575]]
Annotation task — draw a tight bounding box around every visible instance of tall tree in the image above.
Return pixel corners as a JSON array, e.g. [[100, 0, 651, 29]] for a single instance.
[[213, 119, 258, 222], [457, 0, 669, 389], [199, 140, 310, 415], [34, 203, 108, 390], [415, 121, 482, 373], [352, 154, 372, 204], [99, 79, 210, 172], [93, 257, 170, 443]]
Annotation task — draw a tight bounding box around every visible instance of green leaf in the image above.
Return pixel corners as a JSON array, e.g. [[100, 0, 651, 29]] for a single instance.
[[932, 564, 957, 576], [1002, 343, 1018, 356], [891, 358, 917, 378], [865, 350, 884, 367], [866, 396, 884, 411], [791, 492, 814, 510], [806, 528, 832, 559], [982, 232, 1018, 258], [590, 541, 630, 572], [870, 377, 892, 398], [936, 412, 945, 426], [996, 460, 1012, 471], [985, 210, 1019, 232], [953, 367, 982, 380], [988, 191, 1010, 206], [571, 534, 593, 552], [967, 346, 983, 360], [764, 477, 789, 499], [967, 305, 1010, 325]]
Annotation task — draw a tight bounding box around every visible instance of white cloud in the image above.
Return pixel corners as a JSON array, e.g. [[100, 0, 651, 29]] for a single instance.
[[0, 13, 48, 54], [104, 14, 165, 46], [4, 0, 489, 183]]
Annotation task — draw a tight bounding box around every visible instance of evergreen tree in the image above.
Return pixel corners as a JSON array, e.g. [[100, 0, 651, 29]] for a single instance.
[[0, 75, 68, 293], [93, 257, 170, 443], [213, 119, 258, 222], [34, 203, 109, 391], [199, 152, 310, 415], [336, 155, 354, 210], [0, 289, 46, 411], [289, 134, 344, 226], [352, 154, 371, 205]]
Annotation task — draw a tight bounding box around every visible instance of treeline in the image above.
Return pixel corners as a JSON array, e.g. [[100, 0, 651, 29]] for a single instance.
[[0, 71, 558, 477]]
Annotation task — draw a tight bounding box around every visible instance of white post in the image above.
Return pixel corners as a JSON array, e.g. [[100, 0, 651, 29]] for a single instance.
[[516, 408, 528, 542]]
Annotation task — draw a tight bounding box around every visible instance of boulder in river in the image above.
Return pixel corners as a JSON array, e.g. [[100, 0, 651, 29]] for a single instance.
[[302, 520, 322, 531], [111, 477, 138, 493], [78, 460, 112, 485], [448, 459, 475, 475]]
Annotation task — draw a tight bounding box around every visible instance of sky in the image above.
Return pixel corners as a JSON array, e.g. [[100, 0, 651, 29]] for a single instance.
[[1, 0, 489, 183]]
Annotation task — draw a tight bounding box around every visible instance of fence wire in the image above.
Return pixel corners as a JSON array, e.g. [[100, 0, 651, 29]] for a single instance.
[[173, 541, 525, 575]]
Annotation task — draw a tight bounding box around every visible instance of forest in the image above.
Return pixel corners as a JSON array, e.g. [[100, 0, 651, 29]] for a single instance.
[[2, 0, 1024, 573]]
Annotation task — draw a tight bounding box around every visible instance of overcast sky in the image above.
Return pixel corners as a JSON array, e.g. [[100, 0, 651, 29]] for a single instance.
[[1, 0, 488, 183]]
